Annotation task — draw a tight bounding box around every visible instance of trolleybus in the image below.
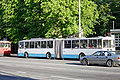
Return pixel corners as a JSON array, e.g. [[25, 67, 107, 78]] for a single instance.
[[18, 36, 115, 59], [0, 41, 11, 56]]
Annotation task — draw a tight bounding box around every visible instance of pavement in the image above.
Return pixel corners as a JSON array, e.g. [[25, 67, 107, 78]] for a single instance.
[[0, 57, 120, 80]]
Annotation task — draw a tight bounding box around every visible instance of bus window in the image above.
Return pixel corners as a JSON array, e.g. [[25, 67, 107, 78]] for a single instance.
[[2, 43, 6, 48], [25, 42, 29, 48], [64, 40, 71, 48], [19, 42, 24, 48], [89, 40, 97, 48], [41, 41, 46, 48], [1, 43, 4, 48], [98, 39, 102, 48], [72, 40, 79, 48], [4, 43, 7, 48], [7, 43, 10, 48], [109, 40, 111, 48], [35, 41, 40, 48], [47, 41, 53, 48], [80, 40, 87, 48], [30, 42, 34, 48], [103, 40, 108, 48], [0, 43, 1, 48]]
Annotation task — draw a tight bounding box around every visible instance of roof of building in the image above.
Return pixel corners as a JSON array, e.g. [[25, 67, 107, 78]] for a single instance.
[[110, 29, 120, 33]]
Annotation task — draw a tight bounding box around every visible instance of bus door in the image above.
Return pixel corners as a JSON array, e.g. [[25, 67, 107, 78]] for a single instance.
[[54, 40, 63, 59]]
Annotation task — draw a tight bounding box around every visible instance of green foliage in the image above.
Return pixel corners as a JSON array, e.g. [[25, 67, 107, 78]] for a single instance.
[[42, 0, 99, 38], [92, 0, 117, 36], [0, 0, 119, 43]]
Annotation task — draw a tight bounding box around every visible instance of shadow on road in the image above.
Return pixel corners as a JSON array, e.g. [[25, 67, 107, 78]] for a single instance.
[[66, 63, 82, 65], [66, 62, 106, 67], [66, 63, 120, 68], [0, 74, 37, 80]]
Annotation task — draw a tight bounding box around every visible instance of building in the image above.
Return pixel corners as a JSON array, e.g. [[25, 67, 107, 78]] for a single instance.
[[110, 29, 120, 50]]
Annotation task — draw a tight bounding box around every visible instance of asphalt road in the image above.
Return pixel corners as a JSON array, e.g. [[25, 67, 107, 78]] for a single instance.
[[0, 57, 120, 80]]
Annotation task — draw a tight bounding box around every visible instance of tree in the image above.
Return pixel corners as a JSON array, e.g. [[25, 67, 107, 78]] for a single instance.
[[0, 0, 44, 43], [41, 0, 99, 38], [0, 0, 99, 43], [109, 0, 120, 29], [92, 0, 117, 36]]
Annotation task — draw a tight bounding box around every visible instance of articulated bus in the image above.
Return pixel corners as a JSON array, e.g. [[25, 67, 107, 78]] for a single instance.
[[0, 41, 11, 56], [18, 36, 115, 59]]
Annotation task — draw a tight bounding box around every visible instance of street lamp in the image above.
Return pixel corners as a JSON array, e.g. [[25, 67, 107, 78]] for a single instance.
[[79, 0, 83, 38]]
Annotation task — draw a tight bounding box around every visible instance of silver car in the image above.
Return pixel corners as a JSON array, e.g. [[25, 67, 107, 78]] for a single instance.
[[80, 51, 120, 67]]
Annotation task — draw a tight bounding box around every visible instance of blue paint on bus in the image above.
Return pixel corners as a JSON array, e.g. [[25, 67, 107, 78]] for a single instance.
[[18, 53, 54, 58], [62, 54, 78, 59]]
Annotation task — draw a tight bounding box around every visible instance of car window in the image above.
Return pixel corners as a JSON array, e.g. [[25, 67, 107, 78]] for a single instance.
[[104, 52, 108, 56], [107, 53, 112, 56], [100, 52, 105, 56], [92, 52, 101, 56]]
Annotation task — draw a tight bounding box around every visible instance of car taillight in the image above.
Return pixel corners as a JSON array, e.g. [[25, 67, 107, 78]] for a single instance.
[[118, 57, 120, 59]]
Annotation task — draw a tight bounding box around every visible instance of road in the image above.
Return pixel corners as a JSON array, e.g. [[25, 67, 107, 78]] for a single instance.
[[0, 57, 120, 80]]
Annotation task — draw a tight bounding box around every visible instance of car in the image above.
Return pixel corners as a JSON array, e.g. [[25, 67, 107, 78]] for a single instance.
[[80, 51, 120, 67]]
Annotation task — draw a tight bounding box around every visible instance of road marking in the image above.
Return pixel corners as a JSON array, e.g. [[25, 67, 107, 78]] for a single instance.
[[52, 75, 83, 80], [17, 71, 26, 74]]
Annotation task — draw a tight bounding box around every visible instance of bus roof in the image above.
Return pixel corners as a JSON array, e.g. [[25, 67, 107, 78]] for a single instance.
[[19, 36, 114, 42], [0, 41, 11, 43]]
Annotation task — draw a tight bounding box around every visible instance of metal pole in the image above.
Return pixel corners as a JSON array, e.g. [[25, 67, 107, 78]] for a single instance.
[[6, 0, 7, 40], [79, 0, 81, 38], [113, 21, 114, 30]]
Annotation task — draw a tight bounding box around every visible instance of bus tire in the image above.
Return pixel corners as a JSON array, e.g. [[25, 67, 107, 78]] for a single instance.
[[79, 53, 85, 60], [24, 52, 28, 58], [46, 52, 51, 59], [106, 59, 113, 67]]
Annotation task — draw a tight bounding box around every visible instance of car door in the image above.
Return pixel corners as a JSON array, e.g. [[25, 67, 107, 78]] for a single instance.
[[97, 51, 109, 65], [89, 51, 101, 64]]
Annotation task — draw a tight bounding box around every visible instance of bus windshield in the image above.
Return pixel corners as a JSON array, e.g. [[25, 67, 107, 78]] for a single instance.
[[0, 43, 10, 48]]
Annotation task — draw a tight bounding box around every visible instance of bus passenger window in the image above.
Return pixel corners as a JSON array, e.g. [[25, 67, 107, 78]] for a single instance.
[[89, 40, 97, 48], [30, 42, 34, 48], [109, 40, 111, 48], [35, 41, 40, 48], [103, 40, 108, 48], [72, 40, 79, 48], [80, 40, 87, 48], [0, 43, 1, 48], [41, 41, 46, 48], [47, 41, 53, 48], [98, 39, 102, 48], [25, 42, 29, 48], [64, 40, 71, 48], [19, 42, 24, 48]]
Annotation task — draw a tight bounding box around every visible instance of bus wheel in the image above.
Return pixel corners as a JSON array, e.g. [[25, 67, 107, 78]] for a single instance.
[[24, 52, 28, 58], [79, 53, 85, 60], [106, 60, 113, 67], [46, 52, 51, 59]]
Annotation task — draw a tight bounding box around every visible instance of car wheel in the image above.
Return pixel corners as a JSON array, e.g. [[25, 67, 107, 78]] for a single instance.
[[81, 58, 89, 65], [106, 60, 113, 67]]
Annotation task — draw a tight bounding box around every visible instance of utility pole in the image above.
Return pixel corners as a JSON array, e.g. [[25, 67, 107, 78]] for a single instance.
[[6, 0, 7, 40], [79, 0, 81, 38], [113, 21, 114, 30], [79, 0, 83, 38]]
